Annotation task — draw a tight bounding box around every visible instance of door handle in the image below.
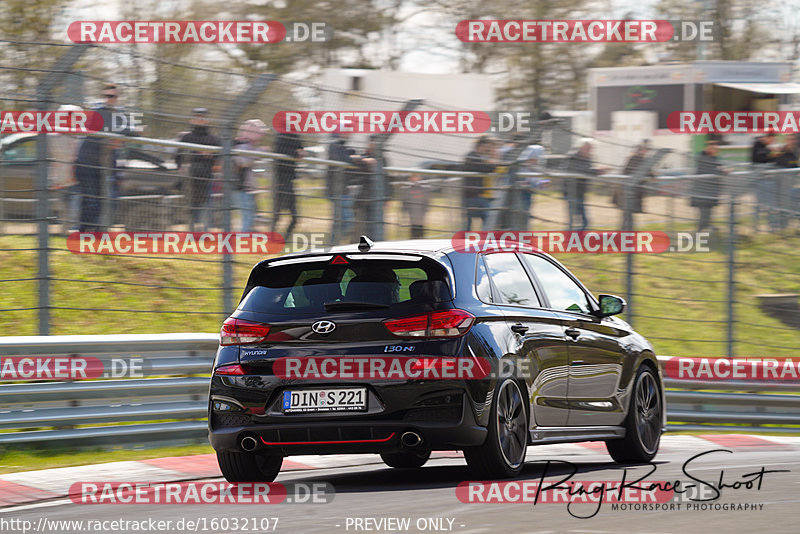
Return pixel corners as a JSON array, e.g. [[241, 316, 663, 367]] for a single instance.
[[564, 327, 581, 339], [510, 323, 529, 334]]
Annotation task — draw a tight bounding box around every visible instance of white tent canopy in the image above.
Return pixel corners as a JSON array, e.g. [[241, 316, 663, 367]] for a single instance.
[[714, 82, 800, 95]]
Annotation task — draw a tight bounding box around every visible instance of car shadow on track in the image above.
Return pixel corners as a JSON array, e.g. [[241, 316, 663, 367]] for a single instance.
[[279, 457, 669, 494]]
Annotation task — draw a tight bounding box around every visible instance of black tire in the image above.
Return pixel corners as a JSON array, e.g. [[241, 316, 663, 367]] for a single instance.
[[216, 450, 283, 483], [606, 365, 662, 464], [380, 450, 431, 468], [464, 378, 528, 478]]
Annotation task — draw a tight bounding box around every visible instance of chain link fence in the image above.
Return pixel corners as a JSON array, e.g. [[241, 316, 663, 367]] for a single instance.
[[1, 42, 799, 358]]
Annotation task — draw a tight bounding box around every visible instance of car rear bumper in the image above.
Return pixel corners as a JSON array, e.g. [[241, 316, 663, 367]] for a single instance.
[[208, 397, 487, 455]]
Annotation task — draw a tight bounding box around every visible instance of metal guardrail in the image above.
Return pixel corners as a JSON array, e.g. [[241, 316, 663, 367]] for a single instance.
[[0, 334, 216, 447], [0, 336, 798, 447]]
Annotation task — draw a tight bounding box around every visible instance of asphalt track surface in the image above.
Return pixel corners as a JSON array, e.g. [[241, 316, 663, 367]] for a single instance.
[[3, 444, 798, 534]]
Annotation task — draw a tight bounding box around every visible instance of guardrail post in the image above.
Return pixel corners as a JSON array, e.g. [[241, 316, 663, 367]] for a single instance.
[[330, 167, 345, 244], [622, 148, 669, 328], [219, 74, 274, 315], [727, 193, 736, 358], [34, 44, 89, 335], [623, 174, 635, 327]]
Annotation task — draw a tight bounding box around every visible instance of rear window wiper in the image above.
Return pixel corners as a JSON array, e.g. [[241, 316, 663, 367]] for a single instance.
[[323, 301, 390, 311]]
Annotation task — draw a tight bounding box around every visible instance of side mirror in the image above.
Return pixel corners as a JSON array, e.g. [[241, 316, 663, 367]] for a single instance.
[[597, 294, 626, 317]]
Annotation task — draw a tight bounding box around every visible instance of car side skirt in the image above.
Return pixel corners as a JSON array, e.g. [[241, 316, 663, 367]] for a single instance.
[[529, 426, 626, 445]]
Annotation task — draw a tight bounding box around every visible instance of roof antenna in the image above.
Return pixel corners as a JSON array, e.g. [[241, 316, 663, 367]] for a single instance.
[[358, 235, 374, 252]]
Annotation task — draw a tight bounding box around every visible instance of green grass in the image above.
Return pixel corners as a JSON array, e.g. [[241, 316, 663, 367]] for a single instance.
[[0, 443, 215, 474], [0, 234, 256, 334], [1, 229, 799, 356], [559, 230, 800, 358]]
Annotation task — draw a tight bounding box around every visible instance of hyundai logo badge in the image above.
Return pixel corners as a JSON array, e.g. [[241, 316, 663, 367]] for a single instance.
[[311, 320, 336, 334]]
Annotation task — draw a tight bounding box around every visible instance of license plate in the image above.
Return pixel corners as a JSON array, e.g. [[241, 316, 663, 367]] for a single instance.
[[282, 388, 367, 413]]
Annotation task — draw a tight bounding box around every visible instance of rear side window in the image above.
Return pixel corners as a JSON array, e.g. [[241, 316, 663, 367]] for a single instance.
[[238, 256, 452, 314], [475, 256, 493, 303], [483, 253, 540, 307]]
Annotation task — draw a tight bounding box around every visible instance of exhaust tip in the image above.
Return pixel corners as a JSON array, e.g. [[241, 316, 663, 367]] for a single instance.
[[240, 435, 258, 452], [401, 431, 423, 447]]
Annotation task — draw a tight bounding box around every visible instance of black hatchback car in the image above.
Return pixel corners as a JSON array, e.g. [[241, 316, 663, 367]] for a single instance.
[[208, 238, 665, 481]]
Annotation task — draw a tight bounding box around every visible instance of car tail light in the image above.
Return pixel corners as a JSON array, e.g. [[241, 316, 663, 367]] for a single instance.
[[384, 309, 475, 338], [214, 364, 246, 375], [220, 317, 270, 346]]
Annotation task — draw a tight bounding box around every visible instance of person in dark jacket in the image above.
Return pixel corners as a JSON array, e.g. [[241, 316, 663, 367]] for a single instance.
[[463, 136, 498, 230], [176, 108, 220, 231], [751, 131, 779, 231], [271, 131, 306, 237], [691, 138, 725, 232], [613, 140, 654, 227], [75, 84, 119, 231], [564, 138, 601, 232], [751, 132, 776, 164]]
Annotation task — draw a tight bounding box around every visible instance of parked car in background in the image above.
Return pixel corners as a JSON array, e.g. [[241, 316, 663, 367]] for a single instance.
[[0, 132, 183, 220]]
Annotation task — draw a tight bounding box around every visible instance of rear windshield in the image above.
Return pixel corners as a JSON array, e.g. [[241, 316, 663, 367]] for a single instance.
[[238, 255, 452, 315]]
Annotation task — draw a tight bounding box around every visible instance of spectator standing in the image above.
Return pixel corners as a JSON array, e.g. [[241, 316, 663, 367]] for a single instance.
[[75, 84, 119, 231], [463, 136, 498, 231], [774, 133, 799, 168], [773, 133, 798, 230], [49, 104, 83, 233], [691, 137, 725, 233], [751, 131, 779, 231], [351, 136, 384, 240], [614, 140, 653, 225], [177, 108, 220, 231], [564, 138, 601, 232], [326, 131, 360, 240], [401, 173, 430, 239], [232, 119, 268, 232], [514, 144, 548, 230], [271, 131, 306, 237]]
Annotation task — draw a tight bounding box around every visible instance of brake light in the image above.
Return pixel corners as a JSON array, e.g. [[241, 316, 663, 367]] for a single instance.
[[384, 309, 475, 338], [214, 364, 246, 375], [220, 317, 271, 346]]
